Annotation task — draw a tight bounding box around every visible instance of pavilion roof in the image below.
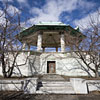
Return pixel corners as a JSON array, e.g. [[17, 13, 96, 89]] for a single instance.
[[16, 22, 85, 47], [18, 22, 81, 38]]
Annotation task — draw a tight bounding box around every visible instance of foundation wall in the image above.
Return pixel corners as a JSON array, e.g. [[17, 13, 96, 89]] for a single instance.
[[0, 52, 98, 77], [40, 52, 95, 76]]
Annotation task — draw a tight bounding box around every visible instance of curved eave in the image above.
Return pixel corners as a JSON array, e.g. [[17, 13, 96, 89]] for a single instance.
[[19, 25, 66, 37], [18, 25, 83, 38], [16, 25, 86, 46]]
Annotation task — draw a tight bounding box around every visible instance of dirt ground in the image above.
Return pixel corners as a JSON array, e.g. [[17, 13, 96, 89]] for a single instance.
[[0, 91, 100, 100]]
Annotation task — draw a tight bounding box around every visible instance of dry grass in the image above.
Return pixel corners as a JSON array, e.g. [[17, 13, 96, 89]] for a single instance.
[[89, 91, 100, 94], [0, 74, 100, 80], [61, 75, 100, 80]]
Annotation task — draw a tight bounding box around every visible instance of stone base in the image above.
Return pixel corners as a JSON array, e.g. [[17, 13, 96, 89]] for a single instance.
[[0, 78, 38, 94], [36, 74, 75, 94], [40, 74, 67, 81]]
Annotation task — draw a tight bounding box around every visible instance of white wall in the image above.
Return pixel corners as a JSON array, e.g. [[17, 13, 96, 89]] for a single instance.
[[0, 52, 97, 77], [0, 52, 40, 77], [40, 52, 95, 76], [0, 78, 38, 94]]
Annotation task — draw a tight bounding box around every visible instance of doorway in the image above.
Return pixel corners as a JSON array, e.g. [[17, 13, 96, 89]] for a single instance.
[[47, 61, 56, 73]]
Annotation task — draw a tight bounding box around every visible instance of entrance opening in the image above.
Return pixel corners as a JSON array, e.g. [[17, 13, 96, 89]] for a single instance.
[[47, 61, 56, 73]]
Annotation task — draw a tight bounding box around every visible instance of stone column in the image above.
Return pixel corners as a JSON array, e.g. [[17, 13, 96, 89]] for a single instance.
[[27, 45, 30, 56], [22, 42, 26, 51], [60, 32, 65, 52], [37, 32, 43, 52]]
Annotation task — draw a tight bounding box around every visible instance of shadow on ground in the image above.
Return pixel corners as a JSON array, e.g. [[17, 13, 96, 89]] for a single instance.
[[0, 91, 100, 100]]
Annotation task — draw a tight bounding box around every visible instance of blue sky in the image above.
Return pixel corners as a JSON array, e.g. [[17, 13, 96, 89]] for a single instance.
[[0, 0, 100, 29]]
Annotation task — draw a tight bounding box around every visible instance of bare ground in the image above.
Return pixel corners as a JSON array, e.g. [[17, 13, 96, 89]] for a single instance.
[[0, 91, 100, 100]]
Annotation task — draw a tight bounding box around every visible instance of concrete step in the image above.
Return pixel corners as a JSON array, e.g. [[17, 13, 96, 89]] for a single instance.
[[36, 90, 75, 94], [41, 74, 67, 81], [37, 74, 74, 94], [39, 81, 75, 93], [42, 83, 73, 87], [42, 81, 71, 84], [40, 86, 74, 91], [40, 82, 72, 87]]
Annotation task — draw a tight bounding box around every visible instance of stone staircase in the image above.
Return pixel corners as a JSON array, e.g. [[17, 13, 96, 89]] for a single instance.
[[36, 74, 75, 94]]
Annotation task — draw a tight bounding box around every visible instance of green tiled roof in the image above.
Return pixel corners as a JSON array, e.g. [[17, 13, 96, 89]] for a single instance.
[[17, 22, 85, 41]]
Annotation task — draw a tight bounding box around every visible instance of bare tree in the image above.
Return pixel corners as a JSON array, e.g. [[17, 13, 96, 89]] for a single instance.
[[0, 3, 23, 78], [71, 10, 100, 77]]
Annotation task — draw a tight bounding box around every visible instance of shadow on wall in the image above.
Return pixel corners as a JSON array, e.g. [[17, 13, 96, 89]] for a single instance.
[[28, 53, 41, 76], [0, 78, 38, 94], [68, 59, 93, 77], [67, 53, 97, 77], [24, 52, 99, 77], [87, 80, 100, 93]]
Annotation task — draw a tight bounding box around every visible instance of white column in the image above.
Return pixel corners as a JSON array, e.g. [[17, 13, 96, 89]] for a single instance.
[[37, 32, 42, 52], [22, 42, 26, 51], [60, 32, 65, 52], [27, 45, 30, 56]]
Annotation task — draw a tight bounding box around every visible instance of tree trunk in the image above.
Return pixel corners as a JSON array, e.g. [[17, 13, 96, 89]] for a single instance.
[[1, 54, 7, 78], [7, 67, 14, 78], [95, 71, 99, 78]]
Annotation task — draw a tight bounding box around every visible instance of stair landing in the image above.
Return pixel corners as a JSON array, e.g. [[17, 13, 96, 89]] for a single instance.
[[36, 74, 75, 94]]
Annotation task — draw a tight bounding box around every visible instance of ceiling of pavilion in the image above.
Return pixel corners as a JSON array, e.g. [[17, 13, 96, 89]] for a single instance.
[[17, 22, 85, 47]]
